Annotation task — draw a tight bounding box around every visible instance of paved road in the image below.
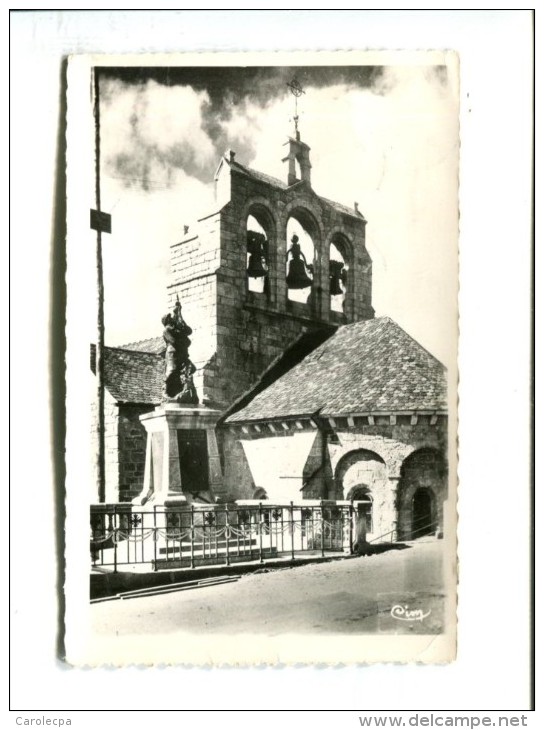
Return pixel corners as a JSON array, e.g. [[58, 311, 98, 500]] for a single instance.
[[92, 539, 450, 637]]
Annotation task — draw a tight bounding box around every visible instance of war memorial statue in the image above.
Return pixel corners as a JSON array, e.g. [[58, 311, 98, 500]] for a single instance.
[[162, 297, 198, 405]]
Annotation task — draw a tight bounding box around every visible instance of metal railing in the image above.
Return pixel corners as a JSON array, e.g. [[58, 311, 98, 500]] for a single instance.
[[90, 502, 354, 572]]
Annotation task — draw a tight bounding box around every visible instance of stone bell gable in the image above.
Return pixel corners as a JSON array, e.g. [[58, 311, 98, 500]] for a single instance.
[[168, 142, 374, 411]]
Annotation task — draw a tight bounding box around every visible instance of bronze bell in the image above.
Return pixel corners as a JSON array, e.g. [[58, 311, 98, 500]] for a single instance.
[[247, 230, 268, 278], [247, 252, 268, 278], [286, 234, 313, 289], [287, 259, 313, 289], [330, 260, 346, 295]]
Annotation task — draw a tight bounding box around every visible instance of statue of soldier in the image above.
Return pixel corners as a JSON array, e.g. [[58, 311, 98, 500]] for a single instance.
[[162, 299, 199, 404]]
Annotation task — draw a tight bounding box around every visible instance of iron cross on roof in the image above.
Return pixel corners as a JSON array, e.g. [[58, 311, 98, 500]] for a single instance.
[[286, 78, 305, 140]]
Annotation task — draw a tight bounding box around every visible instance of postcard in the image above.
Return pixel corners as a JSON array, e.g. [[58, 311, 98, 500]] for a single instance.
[[65, 50, 459, 666]]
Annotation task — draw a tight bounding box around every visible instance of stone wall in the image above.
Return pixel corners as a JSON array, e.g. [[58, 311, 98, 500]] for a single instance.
[[90, 390, 155, 503], [117, 404, 155, 502], [221, 414, 448, 540], [221, 425, 321, 503]]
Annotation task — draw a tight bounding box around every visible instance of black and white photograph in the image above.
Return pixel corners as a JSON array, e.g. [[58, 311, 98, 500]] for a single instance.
[[11, 8, 535, 714], [64, 51, 459, 666]]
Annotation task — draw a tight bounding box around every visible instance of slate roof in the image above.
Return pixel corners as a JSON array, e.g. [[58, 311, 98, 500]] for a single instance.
[[231, 160, 288, 190], [91, 345, 163, 405], [119, 336, 165, 354], [225, 317, 447, 423], [230, 160, 361, 220]]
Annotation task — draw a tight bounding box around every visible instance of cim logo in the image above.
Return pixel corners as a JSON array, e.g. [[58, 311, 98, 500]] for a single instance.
[[390, 604, 431, 622]]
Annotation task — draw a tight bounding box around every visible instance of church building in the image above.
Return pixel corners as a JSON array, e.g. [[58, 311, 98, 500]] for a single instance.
[[92, 126, 448, 542]]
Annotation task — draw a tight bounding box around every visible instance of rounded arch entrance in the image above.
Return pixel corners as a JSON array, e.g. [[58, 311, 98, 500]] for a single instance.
[[335, 449, 387, 537], [397, 448, 446, 540]]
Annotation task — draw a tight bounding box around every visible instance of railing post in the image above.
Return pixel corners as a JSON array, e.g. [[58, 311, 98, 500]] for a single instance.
[[320, 500, 325, 557], [113, 505, 118, 573], [138, 511, 142, 562], [190, 504, 195, 569], [258, 502, 264, 563], [349, 500, 354, 555], [290, 501, 295, 561], [225, 504, 230, 567], [153, 506, 158, 570]]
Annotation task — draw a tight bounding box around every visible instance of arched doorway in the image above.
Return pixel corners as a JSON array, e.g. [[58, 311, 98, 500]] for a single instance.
[[336, 449, 387, 537], [411, 487, 436, 538], [346, 486, 373, 533], [397, 448, 446, 540]]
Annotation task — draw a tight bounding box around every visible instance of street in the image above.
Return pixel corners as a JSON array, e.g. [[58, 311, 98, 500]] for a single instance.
[[92, 539, 451, 637]]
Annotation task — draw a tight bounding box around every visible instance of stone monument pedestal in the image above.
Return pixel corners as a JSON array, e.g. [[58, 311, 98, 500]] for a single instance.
[[132, 404, 223, 507]]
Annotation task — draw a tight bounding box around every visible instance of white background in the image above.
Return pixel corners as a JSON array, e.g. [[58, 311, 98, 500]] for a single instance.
[[10, 9, 535, 715]]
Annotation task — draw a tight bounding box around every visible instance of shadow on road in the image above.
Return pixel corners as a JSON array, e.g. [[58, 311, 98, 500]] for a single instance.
[[355, 542, 411, 557]]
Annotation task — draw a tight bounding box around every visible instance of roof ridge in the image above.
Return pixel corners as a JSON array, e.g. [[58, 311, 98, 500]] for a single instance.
[[118, 335, 163, 347], [231, 160, 286, 188], [105, 345, 163, 358], [231, 160, 362, 218], [383, 318, 446, 369]]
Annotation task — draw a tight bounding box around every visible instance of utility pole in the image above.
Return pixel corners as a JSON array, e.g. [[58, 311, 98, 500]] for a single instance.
[[90, 67, 111, 503]]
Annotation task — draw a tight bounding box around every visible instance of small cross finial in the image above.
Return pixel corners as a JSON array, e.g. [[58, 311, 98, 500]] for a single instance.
[[287, 78, 305, 140]]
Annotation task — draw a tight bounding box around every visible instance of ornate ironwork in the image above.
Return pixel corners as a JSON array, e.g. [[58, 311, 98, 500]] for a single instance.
[[166, 513, 181, 528], [89, 503, 358, 570]]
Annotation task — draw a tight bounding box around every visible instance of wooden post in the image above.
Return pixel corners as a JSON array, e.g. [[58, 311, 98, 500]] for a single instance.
[[90, 68, 112, 503], [93, 66, 105, 504]]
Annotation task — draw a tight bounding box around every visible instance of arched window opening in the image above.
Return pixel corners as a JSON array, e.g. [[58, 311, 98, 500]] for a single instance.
[[286, 216, 315, 304], [246, 215, 269, 294], [330, 234, 351, 313], [329, 242, 348, 312]]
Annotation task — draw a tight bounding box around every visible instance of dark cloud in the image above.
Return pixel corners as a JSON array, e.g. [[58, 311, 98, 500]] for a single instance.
[[99, 64, 381, 109], [97, 64, 447, 191], [98, 65, 384, 190]]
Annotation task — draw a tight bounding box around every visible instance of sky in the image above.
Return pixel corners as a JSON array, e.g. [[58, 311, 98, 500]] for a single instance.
[[97, 61, 459, 367]]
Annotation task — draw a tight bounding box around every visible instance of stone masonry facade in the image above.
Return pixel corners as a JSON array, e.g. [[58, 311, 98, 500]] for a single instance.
[[222, 414, 448, 540], [92, 138, 449, 535], [117, 404, 155, 502], [91, 393, 154, 503], [168, 148, 374, 410]]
